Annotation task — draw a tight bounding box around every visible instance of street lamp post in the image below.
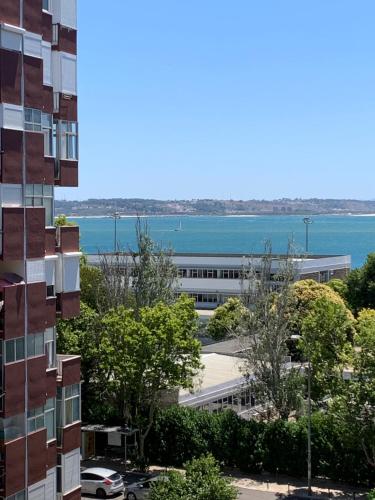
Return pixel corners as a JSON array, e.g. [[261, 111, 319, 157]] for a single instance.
[[291, 334, 312, 497], [112, 211, 120, 253], [303, 217, 313, 253]]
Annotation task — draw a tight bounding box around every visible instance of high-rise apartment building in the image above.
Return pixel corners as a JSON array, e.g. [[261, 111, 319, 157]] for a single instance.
[[0, 1, 81, 499]]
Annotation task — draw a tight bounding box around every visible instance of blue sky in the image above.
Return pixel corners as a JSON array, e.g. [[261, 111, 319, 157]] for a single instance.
[[59, 0, 375, 201]]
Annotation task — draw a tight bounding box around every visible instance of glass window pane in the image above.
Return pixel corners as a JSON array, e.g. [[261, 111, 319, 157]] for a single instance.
[[28, 419, 36, 433], [16, 338, 24, 360], [5, 341, 15, 363], [45, 410, 55, 440], [71, 384, 79, 396], [33, 109, 42, 125], [35, 333, 44, 355], [27, 335, 35, 357], [34, 185, 43, 196], [45, 397, 55, 411], [42, 113, 52, 128], [43, 185, 53, 197], [34, 198, 43, 207], [65, 399, 73, 425], [45, 328, 54, 342], [36, 415, 44, 429], [25, 109, 32, 122], [72, 397, 80, 422], [65, 386, 72, 399], [43, 198, 53, 226], [25, 185, 34, 196]]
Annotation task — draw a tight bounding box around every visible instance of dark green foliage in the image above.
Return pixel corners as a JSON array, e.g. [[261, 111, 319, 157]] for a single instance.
[[346, 253, 375, 313], [146, 406, 373, 486], [150, 455, 237, 500]]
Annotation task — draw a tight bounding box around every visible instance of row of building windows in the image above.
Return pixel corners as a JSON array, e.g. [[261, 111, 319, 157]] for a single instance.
[[25, 107, 78, 161], [178, 268, 243, 279], [0, 383, 80, 443], [2, 328, 56, 368]]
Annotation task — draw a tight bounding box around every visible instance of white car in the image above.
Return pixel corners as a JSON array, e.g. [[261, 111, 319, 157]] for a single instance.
[[125, 476, 167, 500], [81, 467, 124, 498]]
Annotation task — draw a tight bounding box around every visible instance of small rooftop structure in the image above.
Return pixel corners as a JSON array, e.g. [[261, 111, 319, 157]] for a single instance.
[[201, 338, 246, 357], [179, 353, 250, 410]]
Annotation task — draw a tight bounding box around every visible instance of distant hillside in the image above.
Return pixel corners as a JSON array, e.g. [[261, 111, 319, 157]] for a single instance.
[[55, 198, 375, 217]]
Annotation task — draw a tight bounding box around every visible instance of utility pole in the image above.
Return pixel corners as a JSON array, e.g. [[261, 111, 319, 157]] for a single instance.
[[303, 217, 313, 253], [113, 211, 120, 253]]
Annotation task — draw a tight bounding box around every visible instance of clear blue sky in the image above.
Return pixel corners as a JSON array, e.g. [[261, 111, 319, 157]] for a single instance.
[[59, 0, 375, 201]]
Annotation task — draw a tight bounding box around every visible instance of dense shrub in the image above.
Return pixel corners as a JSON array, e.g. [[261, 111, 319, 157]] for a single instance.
[[146, 406, 373, 486]]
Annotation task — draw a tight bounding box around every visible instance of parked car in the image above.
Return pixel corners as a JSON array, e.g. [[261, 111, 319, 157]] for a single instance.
[[125, 475, 167, 500], [81, 467, 124, 498]]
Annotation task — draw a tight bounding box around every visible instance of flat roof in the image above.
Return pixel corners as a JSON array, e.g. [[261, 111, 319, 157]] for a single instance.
[[87, 252, 348, 260], [179, 353, 248, 406]]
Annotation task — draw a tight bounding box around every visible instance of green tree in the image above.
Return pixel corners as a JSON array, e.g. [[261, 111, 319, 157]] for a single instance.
[[80, 263, 105, 311], [206, 297, 249, 341], [289, 279, 353, 334], [301, 296, 355, 400], [150, 455, 237, 500], [98, 218, 177, 314], [327, 278, 348, 303], [346, 253, 375, 313], [54, 214, 75, 226], [99, 295, 202, 460], [56, 303, 112, 422], [240, 250, 305, 420]]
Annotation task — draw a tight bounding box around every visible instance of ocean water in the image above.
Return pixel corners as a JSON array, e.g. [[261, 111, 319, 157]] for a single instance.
[[70, 214, 375, 268]]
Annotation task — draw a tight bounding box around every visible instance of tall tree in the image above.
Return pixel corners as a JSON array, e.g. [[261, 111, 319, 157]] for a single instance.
[[300, 296, 355, 400], [239, 246, 305, 420], [98, 295, 201, 460], [131, 218, 178, 312], [98, 218, 177, 314]]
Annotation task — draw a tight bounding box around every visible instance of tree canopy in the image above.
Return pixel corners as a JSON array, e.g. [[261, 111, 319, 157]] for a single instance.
[[301, 296, 355, 400], [346, 253, 375, 313], [150, 455, 237, 500], [206, 297, 249, 341], [98, 295, 201, 458]]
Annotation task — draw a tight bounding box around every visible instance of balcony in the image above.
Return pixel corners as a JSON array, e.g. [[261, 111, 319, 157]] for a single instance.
[[57, 354, 80, 387], [57, 225, 79, 253]]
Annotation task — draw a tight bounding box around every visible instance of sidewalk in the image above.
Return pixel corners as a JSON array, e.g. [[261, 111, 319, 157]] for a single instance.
[[82, 456, 369, 499]]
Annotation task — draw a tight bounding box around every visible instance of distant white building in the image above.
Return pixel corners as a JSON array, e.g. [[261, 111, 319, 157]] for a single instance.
[[87, 252, 351, 309]]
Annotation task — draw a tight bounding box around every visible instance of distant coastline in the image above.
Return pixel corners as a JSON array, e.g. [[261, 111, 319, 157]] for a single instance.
[[56, 197, 375, 218]]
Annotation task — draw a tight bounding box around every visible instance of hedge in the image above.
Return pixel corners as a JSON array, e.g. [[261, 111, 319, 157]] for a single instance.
[[146, 406, 373, 486]]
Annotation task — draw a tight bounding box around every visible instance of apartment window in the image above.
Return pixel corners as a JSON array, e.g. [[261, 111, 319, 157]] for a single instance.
[[27, 406, 44, 433], [42, 0, 51, 11], [45, 328, 56, 369], [45, 398, 56, 440], [0, 414, 25, 441], [191, 269, 198, 278], [25, 108, 42, 131], [59, 121, 78, 160], [25, 184, 54, 226], [5, 338, 25, 363], [57, 384, 81, 428], [27, 332, 44, 358], [25, 109, 55, 157]]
